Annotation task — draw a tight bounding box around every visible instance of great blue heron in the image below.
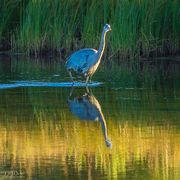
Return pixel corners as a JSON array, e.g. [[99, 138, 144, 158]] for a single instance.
[[67, 88, 112, 148], [65, 24, 111, 84]]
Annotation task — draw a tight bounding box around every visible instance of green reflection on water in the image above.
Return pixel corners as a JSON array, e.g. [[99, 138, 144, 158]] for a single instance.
[[0, 56, 179, 179]]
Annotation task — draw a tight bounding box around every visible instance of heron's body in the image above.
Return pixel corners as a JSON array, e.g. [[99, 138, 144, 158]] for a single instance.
[[65, 24, 111, 84], [66, 48, 98, 76]]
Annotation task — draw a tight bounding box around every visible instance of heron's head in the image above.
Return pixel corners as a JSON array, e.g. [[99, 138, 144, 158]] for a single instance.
[[105, 138, 112, 148], [104, 24, 111, 32]]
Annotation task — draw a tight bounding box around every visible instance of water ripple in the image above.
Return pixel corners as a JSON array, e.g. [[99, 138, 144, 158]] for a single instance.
[[0, 81, 103, 89]]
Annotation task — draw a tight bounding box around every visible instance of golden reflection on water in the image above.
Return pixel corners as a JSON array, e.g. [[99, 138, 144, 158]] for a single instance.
[[0, 110, 179, 179], [0, 122, 179, 179]]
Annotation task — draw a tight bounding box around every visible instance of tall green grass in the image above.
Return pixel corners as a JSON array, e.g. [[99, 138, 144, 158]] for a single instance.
[[0, 0, 179, 58], [0, 0, 22, 49]]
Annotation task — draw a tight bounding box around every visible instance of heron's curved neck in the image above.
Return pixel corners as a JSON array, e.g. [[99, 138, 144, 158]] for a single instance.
[[99, 112, 108, 141], [97, 30, 107, 59]]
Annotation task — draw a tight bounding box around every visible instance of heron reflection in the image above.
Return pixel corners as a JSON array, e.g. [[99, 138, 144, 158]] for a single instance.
[[67, 88, 112, 148]]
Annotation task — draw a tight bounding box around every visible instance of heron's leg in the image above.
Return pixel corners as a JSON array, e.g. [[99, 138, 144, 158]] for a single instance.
[[85, 76, 89, 85], [86, 86, 90, 94], [85, 86, 93, 95], [68, 71, 74, 84], [89, 76, 92, 83], [69, 86, 74, 98]]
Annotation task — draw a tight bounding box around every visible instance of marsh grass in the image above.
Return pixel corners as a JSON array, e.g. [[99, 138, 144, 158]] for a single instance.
[[0, 1, 22, 50], [0, 0, 179, 58]]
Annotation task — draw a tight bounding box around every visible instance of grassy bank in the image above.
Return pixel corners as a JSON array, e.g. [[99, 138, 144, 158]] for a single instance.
[[0, 0, 179, 58]]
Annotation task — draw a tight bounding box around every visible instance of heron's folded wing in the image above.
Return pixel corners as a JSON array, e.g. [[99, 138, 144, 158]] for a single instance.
[[65, 48, 97, 73]]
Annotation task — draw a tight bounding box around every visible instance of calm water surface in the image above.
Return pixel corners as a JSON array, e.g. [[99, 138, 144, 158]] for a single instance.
[[0, 55, 179, 179]]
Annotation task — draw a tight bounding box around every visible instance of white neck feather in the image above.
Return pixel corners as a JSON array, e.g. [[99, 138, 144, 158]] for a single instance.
[[97, 30, 107, 60]]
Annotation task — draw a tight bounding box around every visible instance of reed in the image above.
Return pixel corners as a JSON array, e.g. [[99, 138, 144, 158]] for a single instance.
[[1, 0, 179, 58], [0, 1, 21, 50]]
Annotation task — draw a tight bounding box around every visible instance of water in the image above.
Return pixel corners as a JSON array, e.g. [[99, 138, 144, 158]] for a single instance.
[[0, 55, 179, 179]]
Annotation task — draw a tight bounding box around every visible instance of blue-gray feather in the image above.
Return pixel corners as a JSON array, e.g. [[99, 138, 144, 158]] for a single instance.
[[65, 48, 97, 74], [68, 96, 101, 121]]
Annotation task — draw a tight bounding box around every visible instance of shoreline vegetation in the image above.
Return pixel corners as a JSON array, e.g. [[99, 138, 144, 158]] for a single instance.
[[0, 0, 179, 59]]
